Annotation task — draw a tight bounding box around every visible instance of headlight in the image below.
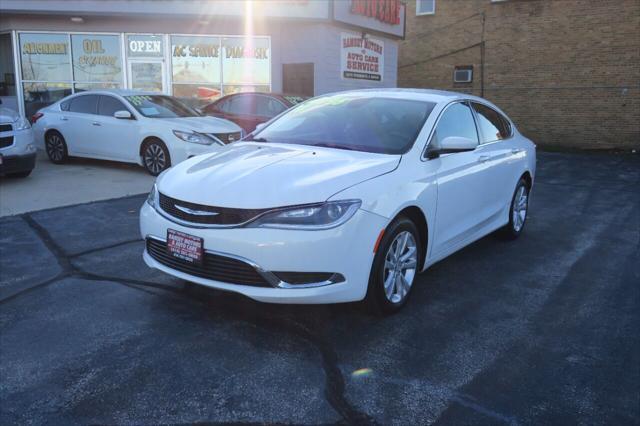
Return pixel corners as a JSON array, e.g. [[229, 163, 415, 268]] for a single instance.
[[14, 117, 31, 130], [173, 130, 213, 145], [146, 183, 158, 207], [248, 200, 361, 230]]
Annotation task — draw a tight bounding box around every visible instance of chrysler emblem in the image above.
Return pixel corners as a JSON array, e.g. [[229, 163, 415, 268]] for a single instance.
[[175, 205, 220, 216]]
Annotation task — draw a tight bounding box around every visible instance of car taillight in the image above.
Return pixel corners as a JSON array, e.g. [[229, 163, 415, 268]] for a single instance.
[[31, 112, 44, 124]]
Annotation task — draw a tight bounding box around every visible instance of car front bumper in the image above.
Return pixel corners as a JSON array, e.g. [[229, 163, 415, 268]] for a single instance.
[[139, 201, 386, 304], [0, 152, 36, 175]]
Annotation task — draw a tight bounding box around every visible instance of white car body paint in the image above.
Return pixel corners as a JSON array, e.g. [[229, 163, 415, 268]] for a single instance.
[[139, 89, 537, 304], [31, 89, 242, 167]]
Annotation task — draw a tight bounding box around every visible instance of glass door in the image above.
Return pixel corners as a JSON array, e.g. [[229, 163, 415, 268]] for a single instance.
[[128, 59, 165, 93]]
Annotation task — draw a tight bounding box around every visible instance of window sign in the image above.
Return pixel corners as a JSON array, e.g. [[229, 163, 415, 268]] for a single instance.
[[71, 34, 123, 83], [171, 36, 221, 84], [20, 33, 71, 81], [222, 37, 270, 86], [127, 34, 164, 58], [340, 33, 384, 82]]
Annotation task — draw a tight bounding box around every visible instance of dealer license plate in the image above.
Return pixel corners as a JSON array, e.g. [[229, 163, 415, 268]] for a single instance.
[[166, 229, 204, 265]]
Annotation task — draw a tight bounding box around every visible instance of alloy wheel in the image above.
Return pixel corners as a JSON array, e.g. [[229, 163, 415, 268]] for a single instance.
[[512, 185, 528, 232], [383, 231, 418, 304], [46, 134, 65, 162], [144, 143, 166, 175]]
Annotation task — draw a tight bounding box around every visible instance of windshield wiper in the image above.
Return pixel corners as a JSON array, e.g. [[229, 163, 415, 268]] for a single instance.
[[246, 137, 269, 142]]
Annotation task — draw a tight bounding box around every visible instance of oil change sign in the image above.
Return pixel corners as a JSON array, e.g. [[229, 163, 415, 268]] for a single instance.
[[341, 33, 384, 82]]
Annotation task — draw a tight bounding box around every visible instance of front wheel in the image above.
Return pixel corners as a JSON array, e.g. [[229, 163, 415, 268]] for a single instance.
[[142, 139, 171, 176], [499, 178, 530, 239], [365, 217, 421, 315]]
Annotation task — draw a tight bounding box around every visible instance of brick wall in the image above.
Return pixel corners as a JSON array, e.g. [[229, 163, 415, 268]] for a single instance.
[[399, 0, 640, 150]]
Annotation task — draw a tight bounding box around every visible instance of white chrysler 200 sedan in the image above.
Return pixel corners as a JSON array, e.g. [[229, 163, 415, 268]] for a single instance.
[[140, 89, 536, 314], [32, 90, 242, 175]]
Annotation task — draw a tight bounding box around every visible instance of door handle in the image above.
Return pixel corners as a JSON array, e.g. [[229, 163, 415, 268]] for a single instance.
[[478, 155, 491, 163], [511, 148, 523, 155], [60, 116, 68, 121], [92, 121, 101, 126]]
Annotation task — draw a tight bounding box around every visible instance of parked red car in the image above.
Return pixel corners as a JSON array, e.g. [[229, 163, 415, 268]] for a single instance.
[[201, 92, 308, 134]]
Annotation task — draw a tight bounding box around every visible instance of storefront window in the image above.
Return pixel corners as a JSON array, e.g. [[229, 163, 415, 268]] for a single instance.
[[171, 35, 221, 102], [222, 36, 270, 94], [0, 33, 18, 111], [20, 33, 71, 82], [71, 34, 123, 84], [22, 82, 71, 117], [74, 83, 121, 92]]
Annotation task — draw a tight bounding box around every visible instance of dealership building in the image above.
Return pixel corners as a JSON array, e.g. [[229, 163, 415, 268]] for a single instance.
[[0, 0, 406, 118]]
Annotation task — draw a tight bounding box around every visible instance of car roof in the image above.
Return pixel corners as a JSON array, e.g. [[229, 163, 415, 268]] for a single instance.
[[72, 89, 162, 97], [327, 88, 489, 104]]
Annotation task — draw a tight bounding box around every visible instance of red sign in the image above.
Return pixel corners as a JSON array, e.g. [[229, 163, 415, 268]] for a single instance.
[[350, 0, 401, 25]]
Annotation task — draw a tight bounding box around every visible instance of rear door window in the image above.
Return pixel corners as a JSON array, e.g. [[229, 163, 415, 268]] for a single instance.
[[98, 96, 128, 117], [472, 102, 511, 143], [69, 95, 98, 115], [227, 95, 256, 116], [255, 96, 287, 118]]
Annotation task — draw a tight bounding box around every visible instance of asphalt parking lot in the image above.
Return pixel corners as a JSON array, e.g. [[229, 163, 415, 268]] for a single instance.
[[1, 151, 638, 425]]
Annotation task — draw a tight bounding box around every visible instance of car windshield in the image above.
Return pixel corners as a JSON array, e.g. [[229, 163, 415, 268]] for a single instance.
[[125, 95, 200, 118], [248, 94, 435, 154]]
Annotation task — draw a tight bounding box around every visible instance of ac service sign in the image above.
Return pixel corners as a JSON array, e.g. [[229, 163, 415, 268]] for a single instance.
[[341, 33, 384, 82]]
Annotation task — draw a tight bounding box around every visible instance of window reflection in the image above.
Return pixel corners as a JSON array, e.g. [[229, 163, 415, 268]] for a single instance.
[[20, 33, 71, 82], [71, 34, 123, 84], [22, 82, 71, 117]]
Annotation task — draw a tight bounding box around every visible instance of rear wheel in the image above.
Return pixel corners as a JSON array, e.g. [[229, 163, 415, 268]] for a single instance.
[[499, 178, 530, 239], [45, 131, 68, 164], [141, 139, 171, 176], [365, 217, 421, 315]]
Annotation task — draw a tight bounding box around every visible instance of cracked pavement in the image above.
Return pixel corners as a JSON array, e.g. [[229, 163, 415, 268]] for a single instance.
[[1, 151, 639, 425]]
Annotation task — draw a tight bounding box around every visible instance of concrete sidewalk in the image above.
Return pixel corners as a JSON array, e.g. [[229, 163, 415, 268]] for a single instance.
[[0, 150, 154, 217]]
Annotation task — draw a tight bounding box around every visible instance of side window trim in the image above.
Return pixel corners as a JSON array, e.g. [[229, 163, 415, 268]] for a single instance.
[[471, 101, 514, 145], [421, 100, 479, 160]]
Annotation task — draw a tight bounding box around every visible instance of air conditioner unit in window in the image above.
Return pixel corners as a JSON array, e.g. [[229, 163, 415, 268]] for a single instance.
[[453, 68, 473, 83]]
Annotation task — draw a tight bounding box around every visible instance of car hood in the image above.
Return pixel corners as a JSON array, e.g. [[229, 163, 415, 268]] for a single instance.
[[158, 142, 400, 208], [159, 116, 241, 133], [0, 107, 19, 123]]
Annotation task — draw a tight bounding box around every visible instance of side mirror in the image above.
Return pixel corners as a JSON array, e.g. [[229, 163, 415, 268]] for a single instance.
[[254, 122, 267, 133], [427, 136, 477, 159], [114, 110, 132, 119]]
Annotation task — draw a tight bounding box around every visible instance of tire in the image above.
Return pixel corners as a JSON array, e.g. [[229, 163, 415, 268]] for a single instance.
[[45, 131, 68, 164], [365, 216, 422, 315], [141, 139, 171, 176], [498, 178, 530, 240], [7, 170, 32, 178]]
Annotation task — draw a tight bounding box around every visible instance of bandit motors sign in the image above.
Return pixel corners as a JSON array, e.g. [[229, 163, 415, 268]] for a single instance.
[[341, 33, 384, 82]]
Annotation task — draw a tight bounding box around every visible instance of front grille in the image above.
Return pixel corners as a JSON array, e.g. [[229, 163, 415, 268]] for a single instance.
[[0, 136, 14, 148], [159, 192, 269, 226], [0, 124, 12, 133], [146, 238, 271, 287], [211, 131, 242, 144]]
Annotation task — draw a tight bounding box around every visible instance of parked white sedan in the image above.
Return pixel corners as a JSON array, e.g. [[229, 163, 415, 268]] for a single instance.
[[140, 89, 536, 314], [32, 90, 243, 175]]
